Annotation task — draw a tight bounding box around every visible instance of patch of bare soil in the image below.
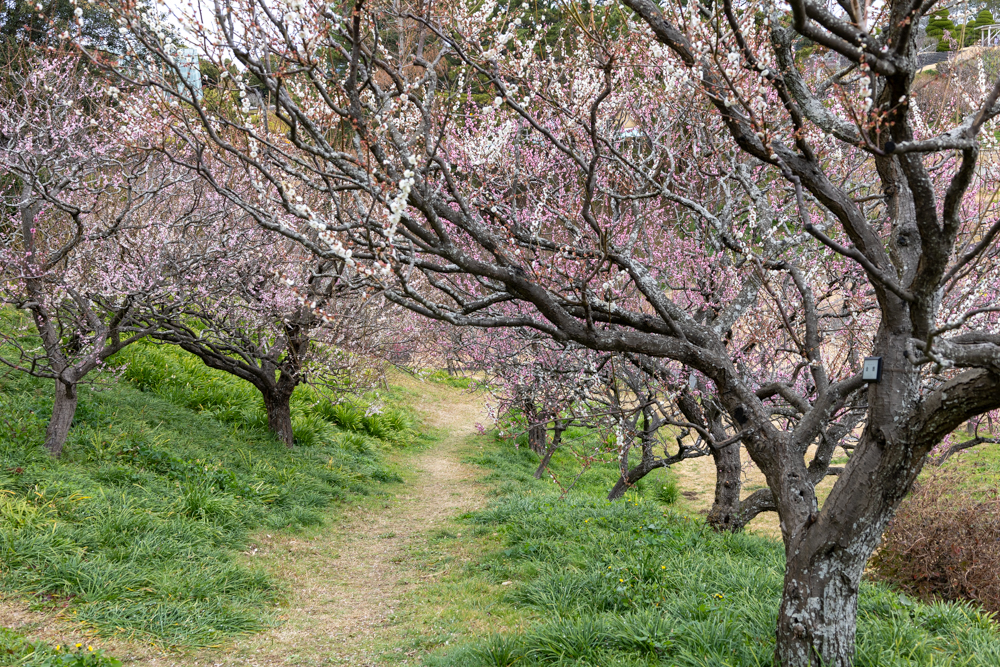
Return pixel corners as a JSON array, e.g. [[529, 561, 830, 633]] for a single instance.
[[0, 378, 487, 667]]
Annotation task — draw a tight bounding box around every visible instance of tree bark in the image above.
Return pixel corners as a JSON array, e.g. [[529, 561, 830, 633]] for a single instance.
[[706, 442, 743, 531], [776, 548, 863, 667], [263, 389, 295, 447], [527, 420, 547, 454], [533, 423, 564, 478], [675, 388, 746, 531], [522, 399, 547, 454], [770, 365, 1000, 665], [45, 379, 78, 457], [607, 460, 664, 500]]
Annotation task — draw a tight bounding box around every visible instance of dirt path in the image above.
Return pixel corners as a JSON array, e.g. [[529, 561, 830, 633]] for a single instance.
[[1, 378, 487, 667], [183, 378, 488, 667]]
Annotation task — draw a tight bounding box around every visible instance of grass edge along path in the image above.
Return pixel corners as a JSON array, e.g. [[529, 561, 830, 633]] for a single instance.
[[0, 340, 421, 664], [408, 440, 1000, 667], [145, 373, 492, 666]]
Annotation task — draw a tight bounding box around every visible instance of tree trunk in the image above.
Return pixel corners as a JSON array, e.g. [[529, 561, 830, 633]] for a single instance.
[[775, 545, 864, 667], [771, 355, 932, 667], [523, 400, 547, 454], [533, 423, 564, 479], [45, 380, 78, 457], [608, 437, 663, 500], [706, 443, 743, 531], [264, 390, 295, 447], [608, 458, 665, 500]]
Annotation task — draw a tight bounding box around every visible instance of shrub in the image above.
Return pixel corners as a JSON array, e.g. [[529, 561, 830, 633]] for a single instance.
[[870, 471, 1000, 614]]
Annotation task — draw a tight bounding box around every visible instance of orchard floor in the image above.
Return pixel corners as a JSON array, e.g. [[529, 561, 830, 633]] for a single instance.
[[1, 376, 499, 666], [0, 375, 851, 665], [5, 378, 1000, 666]]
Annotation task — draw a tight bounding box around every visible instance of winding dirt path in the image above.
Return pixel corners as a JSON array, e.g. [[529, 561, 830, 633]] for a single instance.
[[180, 377, 488, 667]]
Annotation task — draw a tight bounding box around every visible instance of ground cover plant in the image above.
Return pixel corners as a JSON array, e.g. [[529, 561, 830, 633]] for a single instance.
[[0, 335, 416, 648], [424, 439, 1000, 667], [0, 628, 120, 667]]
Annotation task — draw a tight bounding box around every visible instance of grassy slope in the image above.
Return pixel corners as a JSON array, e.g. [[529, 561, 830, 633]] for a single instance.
[[405, 436, 1000, 667], [934, 436, 1000, 493], [0, 339, 419, 654]]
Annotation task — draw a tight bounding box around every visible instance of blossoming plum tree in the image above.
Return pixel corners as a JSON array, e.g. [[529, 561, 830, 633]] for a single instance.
[[0, 55, 197, 456], [84, 0, 1000, 663], [141, 210, 402, 446], [448, 327, 731, 505], [448, 326, 597, 459]]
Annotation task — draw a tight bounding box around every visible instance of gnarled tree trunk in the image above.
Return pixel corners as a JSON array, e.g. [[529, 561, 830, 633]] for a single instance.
[[706, 442, 743, 531], [45, 379, 78, 457], [263, 367, 298, 447], [607, 455, 665, 500], [676, 387, 747, 531], [522, 398, 548, 455], [608, 426, 666, 500], [776, 541, 866, 667], [773, 432, 891, 667]]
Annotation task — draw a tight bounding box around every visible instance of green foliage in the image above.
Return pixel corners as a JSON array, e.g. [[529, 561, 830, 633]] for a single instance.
[[0, 341, 414, 647], [428, 441, 1000, 666], [964, 10, 997, 46], [0, 0, 122, 53], [922, 7, 994, 50], [0, 628, 120, 666], [927, 9, 957, 51], [424, 370, 474, 390]]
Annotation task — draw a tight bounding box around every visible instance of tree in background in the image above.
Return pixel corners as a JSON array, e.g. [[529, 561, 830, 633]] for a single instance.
[[141, 215, 403, 446], [1, 0, 126, 52], [965, 9, 997, 47], [0, 54, 197, 455], [449, 327, 602, 474]]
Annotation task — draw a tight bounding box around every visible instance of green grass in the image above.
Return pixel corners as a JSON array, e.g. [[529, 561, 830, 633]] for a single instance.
[[934, 433, 1000, 495], [0, 340, 419, 648], [0, 627, 119, 666], [420, 439, 1000, 667], [422, 370, 474, 390]]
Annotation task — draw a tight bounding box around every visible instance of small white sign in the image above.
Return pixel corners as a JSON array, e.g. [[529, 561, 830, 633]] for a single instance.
[[862, 356, 883, 382]]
